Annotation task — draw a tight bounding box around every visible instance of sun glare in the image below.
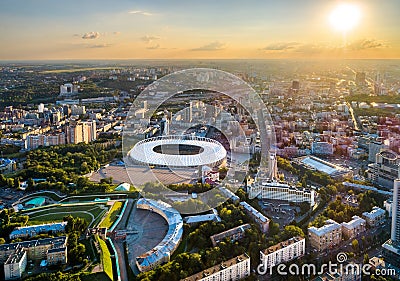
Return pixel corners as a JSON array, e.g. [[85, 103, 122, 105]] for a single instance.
[[329, 3, 361, 32]]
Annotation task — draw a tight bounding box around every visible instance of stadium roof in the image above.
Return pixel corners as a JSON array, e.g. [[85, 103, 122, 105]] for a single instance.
[[129, 135, 227, 167]]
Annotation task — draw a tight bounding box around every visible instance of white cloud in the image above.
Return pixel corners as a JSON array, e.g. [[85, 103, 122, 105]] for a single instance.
[[191, 41, 226, 51], [141, 35, 160, 43], [82, 32, 100, 39], [129, 10, 153, 16]]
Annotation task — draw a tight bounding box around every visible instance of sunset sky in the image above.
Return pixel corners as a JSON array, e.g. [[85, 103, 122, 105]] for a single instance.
[[0, 0, 399, 60]]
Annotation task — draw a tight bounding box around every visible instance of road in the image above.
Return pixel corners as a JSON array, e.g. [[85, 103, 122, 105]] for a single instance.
[[315, 221, 390, 265], [110, 198, 135, 281], [346, 101, 361, 131]]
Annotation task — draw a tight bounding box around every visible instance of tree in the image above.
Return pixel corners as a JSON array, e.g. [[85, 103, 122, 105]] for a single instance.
[[364, 253, 369, 264], [269, 220, 280, 236], [352, 239, 359, 253]]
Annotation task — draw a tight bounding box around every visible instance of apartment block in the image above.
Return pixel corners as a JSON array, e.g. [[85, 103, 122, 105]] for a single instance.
[[308, 220, 342, 252], [260, 236, 305, 271]]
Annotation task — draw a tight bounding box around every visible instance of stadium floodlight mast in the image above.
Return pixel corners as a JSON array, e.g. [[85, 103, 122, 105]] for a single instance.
[[122, 68, 276, 214]]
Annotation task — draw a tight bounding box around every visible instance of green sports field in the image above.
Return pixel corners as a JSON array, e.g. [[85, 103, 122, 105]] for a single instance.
[[24, 203, 108, 227]]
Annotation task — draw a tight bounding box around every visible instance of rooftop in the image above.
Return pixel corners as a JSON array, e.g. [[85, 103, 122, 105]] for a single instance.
[[341, 216, 365, 229], [296, 156, 351, 177], [5, 248, 26, 265], [9, 222, 67, 239], [308, 219, 341, 237], [262, 236, 305, 255], [0, 236, 67, 253], [210, 224, 251, 245], [240, 202, 269, 223], [362, 206, 386, 220], [181, 254, 249, 281]]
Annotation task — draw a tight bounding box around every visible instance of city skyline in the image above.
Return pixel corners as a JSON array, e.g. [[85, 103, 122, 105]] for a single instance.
[[1, 0, 400, 60]]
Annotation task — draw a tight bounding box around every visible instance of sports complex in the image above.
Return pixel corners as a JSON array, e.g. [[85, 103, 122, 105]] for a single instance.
[[128, 135, 227, 168]]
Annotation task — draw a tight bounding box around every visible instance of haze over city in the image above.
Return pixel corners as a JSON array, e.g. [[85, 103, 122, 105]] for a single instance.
[[1, 1, 400, 281]]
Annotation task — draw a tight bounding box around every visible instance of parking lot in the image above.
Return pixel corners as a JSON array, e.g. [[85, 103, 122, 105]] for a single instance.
[[258, 200, 299, 227]]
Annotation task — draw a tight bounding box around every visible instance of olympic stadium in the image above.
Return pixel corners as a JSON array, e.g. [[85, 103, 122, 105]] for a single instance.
[[128, 135, 227, 168]]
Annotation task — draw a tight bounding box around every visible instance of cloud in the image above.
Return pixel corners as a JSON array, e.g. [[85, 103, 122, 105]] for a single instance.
[[261, 42, 299, 51], [82, 32, 100, 39], [347, 39, 388, 50], [87, 43, 112, 48], [294, 43, 329, 54], [113, 31, 121, 36], [129, 10, 152, 16], [147, 44, 161, 50], [141, 35, 160, 43], [191, 41, 226, 51]]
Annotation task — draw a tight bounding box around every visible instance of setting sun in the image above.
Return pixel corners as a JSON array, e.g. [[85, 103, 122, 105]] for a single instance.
[[329, 3, 361, 32]]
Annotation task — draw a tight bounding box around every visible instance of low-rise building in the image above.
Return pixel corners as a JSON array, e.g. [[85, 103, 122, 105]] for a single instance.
[[181, 254, 250, 281], [9, 222, 67, 240], [210, 224, 251, 247], [47, 247, 67, 265], [260, 236, 305, 271], [341, 216, 366, 240], [0, 236, 68, 266], [240, 202, 269, 233], [308, 220, 342, 252], [311, 141, 334, 155], [362, 206, 386, 227], [0, 158, 16, 174], [293, 156, 353, 180], [248, 180, 315, 206]]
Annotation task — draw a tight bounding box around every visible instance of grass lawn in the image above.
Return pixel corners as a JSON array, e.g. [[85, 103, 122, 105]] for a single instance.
[[96, 236, 113, 281], [99, 201, 123, 229], [25, 204, 108, 225], [81, 237, 100, 264]]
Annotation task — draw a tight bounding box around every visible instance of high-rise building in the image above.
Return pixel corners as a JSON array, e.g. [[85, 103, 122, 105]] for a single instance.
[[66, 123, 83, 144], [382, 178, 400, 267], [368, 141, 387, 162], [83, 120, 97, 143], [59, 83, 79, 96], [391, 179, 400, 243], [368, 149, 400, 188], [291, 80, 300, 91], [66, 121, 96, 144], [38, 103, 44, 113], [355, 72, 366, 86], [4, 248, 27, 281], [268, 151, 278, 179]]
